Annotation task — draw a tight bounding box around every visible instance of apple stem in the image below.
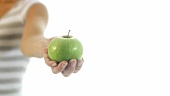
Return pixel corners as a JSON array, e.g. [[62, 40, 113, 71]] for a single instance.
[[68, 30, 71, 37]]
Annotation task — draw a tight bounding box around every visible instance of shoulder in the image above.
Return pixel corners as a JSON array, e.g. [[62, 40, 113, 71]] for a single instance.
[[28, 2, 48, 13], [25, 2, 48, 23]]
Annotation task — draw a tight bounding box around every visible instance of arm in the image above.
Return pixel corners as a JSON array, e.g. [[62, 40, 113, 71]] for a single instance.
[[20, 3, 84, 77], [20, 3, 49, 58]]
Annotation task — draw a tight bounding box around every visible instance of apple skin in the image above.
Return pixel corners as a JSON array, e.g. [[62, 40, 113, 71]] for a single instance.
[[48, 36, 83, 63]]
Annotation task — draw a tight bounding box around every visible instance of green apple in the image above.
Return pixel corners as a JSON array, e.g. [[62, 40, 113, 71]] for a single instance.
[[48, 30, 83, 63]]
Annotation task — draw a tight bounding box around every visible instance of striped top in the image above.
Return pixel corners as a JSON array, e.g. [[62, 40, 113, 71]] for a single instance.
[[0, 0, 39, 96]]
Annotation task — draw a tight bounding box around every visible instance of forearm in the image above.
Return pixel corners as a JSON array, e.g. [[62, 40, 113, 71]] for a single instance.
[[20, 3, 49, 58], [20, 35, 49, 58]]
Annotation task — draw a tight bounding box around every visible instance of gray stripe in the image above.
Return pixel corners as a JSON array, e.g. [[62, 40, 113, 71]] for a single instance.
[[0, 27, 23, 36], [0, 56, 29, 62], [0, 34, 22, 40], [0, 38, 21, 46], [0, 67, 26, 72], [0, 22, 23, 28], [0, 88, 21, 94], [0, 46, 19, 51], [0, 78, 21, 84]]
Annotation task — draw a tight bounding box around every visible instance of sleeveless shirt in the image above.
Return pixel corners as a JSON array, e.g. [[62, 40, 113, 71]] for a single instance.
[[0, 0, 39, 96]]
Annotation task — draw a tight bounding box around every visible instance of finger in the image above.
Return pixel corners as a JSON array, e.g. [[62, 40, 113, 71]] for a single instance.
[[62, 59, 77, 77], [52, 61, 68, 74], [45, 58, 57, 67], [43, 48, 57, 67], [73, 59, 84, 73]]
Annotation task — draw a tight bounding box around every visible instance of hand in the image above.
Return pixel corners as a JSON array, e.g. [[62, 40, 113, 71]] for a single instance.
[[43, 48, 84, 77]]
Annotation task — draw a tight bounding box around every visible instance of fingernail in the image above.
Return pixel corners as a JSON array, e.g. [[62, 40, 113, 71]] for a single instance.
[[71, 63, 76, 67], [61, 63, 67, 68], [52, 63, 57, 67]]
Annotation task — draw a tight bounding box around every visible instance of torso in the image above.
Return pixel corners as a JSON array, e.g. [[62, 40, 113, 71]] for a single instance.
[[0, 0, 39, 95]]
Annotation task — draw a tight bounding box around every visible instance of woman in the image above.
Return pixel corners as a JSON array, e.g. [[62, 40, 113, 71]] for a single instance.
[[0, 0, 84, 95]]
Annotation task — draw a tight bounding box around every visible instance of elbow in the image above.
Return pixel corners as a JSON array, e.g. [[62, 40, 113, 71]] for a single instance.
[[20, 43, 43, 58], [20, 44, 31, 57]]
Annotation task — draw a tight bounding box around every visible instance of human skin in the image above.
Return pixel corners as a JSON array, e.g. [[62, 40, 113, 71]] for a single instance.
[[0, 0, 84, 77]]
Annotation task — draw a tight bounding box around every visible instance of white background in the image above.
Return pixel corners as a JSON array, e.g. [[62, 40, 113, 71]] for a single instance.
[[22, 0, 170, 96]]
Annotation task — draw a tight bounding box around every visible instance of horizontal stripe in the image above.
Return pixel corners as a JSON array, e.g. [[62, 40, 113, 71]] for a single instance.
[[0, 0, 38, 94], [0, 47, 22, 55], [0, 78, 21, 84], [0, 27, 23, 36], [0, 72, 25, 79], [0, 55, 29, 62], [0, 46, 19, 51], [0, 88, 21, 95], [4, 10, 21, 19], [0, 66, 26, 73], [0, 61, 28, 68], [0, 34, 22, 40], [0, 83, 21, 89], [0, 39, 21, 50], [3, 4, 23, 19], [0, 39, 21, 46], [0, 48, 24, 57], [0, 15, 24, 28]]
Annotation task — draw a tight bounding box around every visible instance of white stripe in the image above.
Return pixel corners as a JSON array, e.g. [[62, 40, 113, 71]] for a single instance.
[[4, 9, 21, 19], [0, 83, 22, 90], [0, 15, 24, 27], [0, 72, 25, 79], [0, 61, 28, 68], [0, 49, 24, 58]]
